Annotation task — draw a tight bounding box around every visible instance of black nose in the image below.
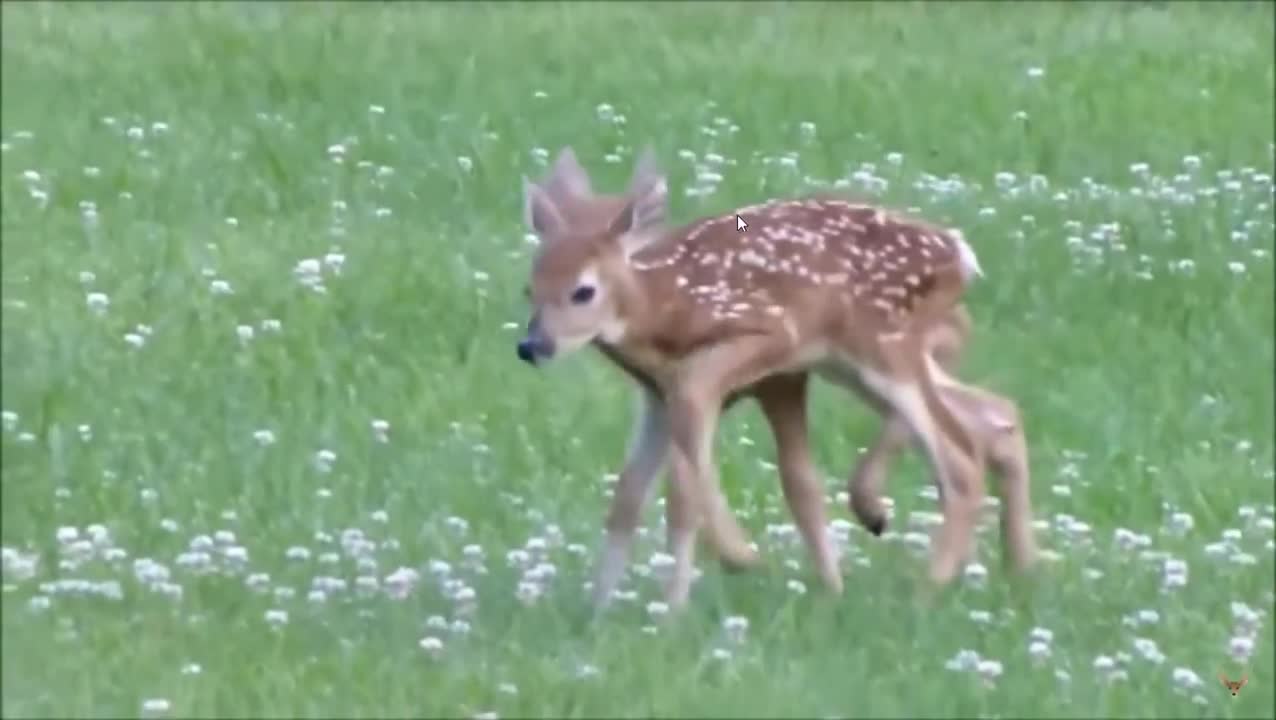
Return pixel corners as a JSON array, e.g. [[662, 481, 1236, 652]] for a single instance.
[[516, 340, 537, 365]]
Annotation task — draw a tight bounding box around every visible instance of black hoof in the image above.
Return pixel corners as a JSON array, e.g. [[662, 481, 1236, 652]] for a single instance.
[[865, 516, 887, 537]]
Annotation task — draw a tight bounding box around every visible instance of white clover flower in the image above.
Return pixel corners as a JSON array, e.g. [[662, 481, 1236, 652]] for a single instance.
[[1172, 667, 1202, 690], [976, 659, 1003, 685], [314, 449, 337, 473], [1132, 637, 1165, 664], [945, 649, 981, 672], [1229, 635, 1254, 662], [1167, 511, 1194, 534], [964, 562, 988, 585], [576, 663, 601, 679], [141, 698, 170, 715], [419, 635, 444, 658], [722, 615, 749, 643], [86, 292, 109, 314], [1028, 641, 1052, 664]]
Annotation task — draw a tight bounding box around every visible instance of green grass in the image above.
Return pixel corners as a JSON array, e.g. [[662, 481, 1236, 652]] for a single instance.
[[3, 1, 1274, 717]]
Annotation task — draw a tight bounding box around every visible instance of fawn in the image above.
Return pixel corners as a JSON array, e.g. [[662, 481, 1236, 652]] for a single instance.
[[517, 147, 1037, 609]]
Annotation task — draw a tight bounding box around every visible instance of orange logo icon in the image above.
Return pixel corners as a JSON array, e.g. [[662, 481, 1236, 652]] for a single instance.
[[1220, 672, 1247, 697]]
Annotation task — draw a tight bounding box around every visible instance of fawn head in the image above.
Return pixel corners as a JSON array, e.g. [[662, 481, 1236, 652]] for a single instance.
[[1219, 672, 1247, 696], [516, 146, 668, 366]]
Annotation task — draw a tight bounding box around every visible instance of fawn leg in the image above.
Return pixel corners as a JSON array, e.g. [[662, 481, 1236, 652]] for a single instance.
[[927, 361, 1038, 574], [755, 373, 844, 593], [857, 357, 985, 587], [848, 306, 972, 535], [592, 387, 669, 610]]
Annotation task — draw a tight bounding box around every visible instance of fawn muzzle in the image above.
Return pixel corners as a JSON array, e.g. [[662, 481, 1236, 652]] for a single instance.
[[516, 318, 555, 366]]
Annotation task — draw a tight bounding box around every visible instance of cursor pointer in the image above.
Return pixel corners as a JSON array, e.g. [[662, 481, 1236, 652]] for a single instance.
[[736, 215, 748, 232]]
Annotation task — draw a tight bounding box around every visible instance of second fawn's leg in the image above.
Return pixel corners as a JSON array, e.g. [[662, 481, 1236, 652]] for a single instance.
[[592, 388, 669, 610], [755, 373, 844, 593], [857, 356, 985, 587], [926, 360, 1038, 573], [848, 307, 972, 535], [987, 395, 1037, 573]]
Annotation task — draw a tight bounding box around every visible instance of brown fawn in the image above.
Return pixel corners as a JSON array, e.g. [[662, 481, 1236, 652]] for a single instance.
[[523, 147, 982, 540], [517, 147, 1038, 609]]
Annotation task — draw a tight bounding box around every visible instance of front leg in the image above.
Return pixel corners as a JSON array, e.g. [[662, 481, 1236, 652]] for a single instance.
[[660, 337, 794, 606], [663, 389, 743, 608], [663, 445, 700, 609], [592, 386, 669, 611], [755, 373, 843, 594]]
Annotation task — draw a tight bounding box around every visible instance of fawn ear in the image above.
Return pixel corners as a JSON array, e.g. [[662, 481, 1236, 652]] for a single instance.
[[627, 145, 668, 229], [607, 178, 666, 257], [523, 176, 567, 237], [541, 146, 593, 201], [611, 146, 667, 242], [629, 144, 662, 192]]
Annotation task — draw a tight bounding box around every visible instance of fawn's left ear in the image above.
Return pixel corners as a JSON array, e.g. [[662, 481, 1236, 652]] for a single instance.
[[629, 145, 662, 192], [627, 144, 668, 230], [606, 177, 666, 258]]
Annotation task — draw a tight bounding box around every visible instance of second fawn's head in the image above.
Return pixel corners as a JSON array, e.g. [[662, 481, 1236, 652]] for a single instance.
[[516, 147, 668, 366]]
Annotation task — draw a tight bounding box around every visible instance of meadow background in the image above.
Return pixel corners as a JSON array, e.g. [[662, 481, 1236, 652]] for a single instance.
[[2, 2, 1274, 717]]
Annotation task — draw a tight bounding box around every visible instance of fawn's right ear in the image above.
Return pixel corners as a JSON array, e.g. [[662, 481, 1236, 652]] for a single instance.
[[523, 176, 567, 237]]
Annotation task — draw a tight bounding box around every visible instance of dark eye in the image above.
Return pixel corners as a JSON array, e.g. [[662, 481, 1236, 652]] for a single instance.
[[570, 285, 596, 304]]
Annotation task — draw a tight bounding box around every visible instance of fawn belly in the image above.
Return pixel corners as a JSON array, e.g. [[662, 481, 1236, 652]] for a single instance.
[[813, 354, 904, 421]]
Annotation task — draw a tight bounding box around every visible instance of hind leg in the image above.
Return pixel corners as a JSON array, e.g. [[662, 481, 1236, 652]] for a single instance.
[[852, 358, 986, 587], [848, 306, 972, 535]]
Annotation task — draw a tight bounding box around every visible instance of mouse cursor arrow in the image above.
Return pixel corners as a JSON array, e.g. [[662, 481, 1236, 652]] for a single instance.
[[736, 215, 748, 232]]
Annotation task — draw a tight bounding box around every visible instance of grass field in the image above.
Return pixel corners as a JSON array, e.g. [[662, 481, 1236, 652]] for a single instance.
[[3, 2, 1275, 717]]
